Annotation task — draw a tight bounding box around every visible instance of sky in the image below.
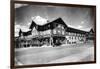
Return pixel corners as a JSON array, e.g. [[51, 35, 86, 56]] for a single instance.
[[15, 3, 95, 36]]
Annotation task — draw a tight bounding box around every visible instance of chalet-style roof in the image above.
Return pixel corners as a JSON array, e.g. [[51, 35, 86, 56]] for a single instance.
[[89, 29, 94, 33], [29, 21, 36, 29], [19, 29, 32, 36], [29, 18, 67, 31], [67, 27, 88, 34], [19, 17, 94, 37], [19, 29, 22, 37], [29, 17, 88, 34]]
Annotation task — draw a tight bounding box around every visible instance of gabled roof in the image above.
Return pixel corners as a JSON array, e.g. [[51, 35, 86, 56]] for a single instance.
[[19, 29, 32, 37], [29, 21, 36, 29], [29, 17, 68, 31], [89, 29, 94, 33], [19, 29, 22, 37], [67, 27, 88, 34], [51, 17, 68, 29], [23, 17, 90, 35]]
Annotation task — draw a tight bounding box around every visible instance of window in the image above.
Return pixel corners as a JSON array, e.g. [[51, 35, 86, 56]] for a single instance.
[[72, 37, 73, 39], [53, 29, 56, 34]]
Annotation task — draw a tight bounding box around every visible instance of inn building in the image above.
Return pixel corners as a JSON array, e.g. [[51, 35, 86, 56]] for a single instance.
[[15, 18, 94, 48]]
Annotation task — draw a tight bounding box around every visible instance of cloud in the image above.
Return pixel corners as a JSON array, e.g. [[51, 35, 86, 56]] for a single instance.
[[15, 4, 28, 8], [21, 26, 31, 32], [81, 21, 84, 24], [77, 25, 83, 29], [15, 25, 20, 32], [32, 16, 48, 25], [15, 25, 20, 37], [84, 27, 92, 32], [68, 25, 75, 28], [27, 22, 31, 25]]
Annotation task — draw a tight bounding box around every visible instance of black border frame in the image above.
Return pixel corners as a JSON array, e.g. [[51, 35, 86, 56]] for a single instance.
[[10, 1, 96, 69]]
